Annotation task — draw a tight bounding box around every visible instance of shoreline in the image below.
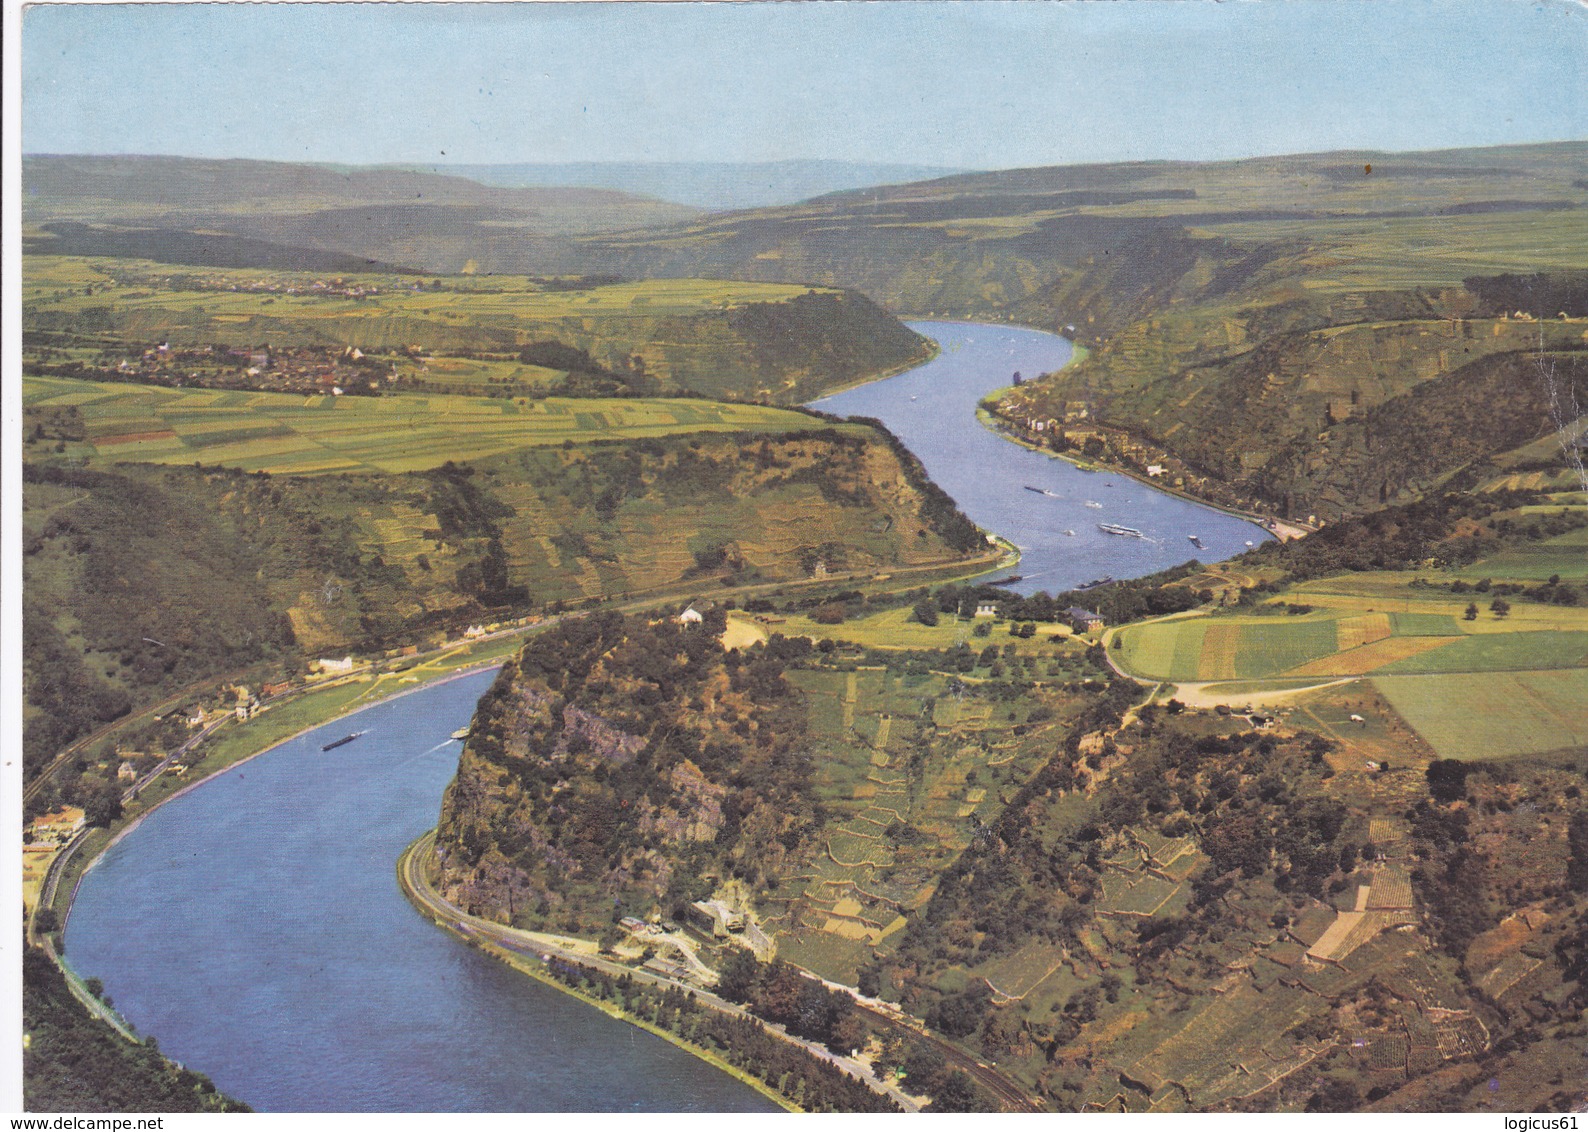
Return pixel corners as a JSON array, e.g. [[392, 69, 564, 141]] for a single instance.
[[973, 400, 1281, 539], [85, 662, 507, 866], [395, 833, 811, 1114], [800, 334, 941, 403], [41, 658, 514, 961]]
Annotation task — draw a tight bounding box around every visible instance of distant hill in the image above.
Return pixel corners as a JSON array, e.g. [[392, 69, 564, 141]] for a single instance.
[[22, 154, 702, 273], [533, 141, 1588, 520], [403, 159, 974, 211]]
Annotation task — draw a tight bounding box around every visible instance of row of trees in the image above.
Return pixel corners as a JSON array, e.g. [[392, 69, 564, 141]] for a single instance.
[[533, 955, 897, 1112]]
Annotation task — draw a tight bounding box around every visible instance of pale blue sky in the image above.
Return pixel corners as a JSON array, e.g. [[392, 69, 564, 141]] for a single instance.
[[21, 0, 1588, 167]]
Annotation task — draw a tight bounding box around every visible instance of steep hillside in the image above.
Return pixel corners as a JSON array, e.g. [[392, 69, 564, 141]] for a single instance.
[[505, 143, 1588, 520], [23, 949, 248, 1112], [435, 611, 818, 925], [20, 425, 982, 788], [430, 593, 1588, 1113], [534, 143, 1588, 313], [23, 257, 930, 405]]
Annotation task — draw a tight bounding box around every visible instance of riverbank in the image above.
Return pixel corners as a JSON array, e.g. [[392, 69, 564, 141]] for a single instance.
[[35, 645, 518, 942], [397, 832, 915, 1113], [974, 399, 1288, 541], [796, 334, 941, 403]]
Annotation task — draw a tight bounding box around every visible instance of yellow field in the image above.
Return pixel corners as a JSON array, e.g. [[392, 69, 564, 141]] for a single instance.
[[1196, 623, 1243, 681], [1284, 634, 1457, 678], [1336, 612, 1392, 651]]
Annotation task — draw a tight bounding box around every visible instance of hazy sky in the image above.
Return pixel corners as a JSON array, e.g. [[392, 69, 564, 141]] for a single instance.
[[21, 0, 1588, 168]]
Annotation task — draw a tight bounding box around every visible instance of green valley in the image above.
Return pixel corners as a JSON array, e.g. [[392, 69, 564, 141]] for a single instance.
[[20, 140, 1588, 1116]]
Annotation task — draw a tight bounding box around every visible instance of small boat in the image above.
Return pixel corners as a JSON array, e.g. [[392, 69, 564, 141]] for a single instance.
[[322, 730, 367, 752], [1024, 485, 1047, 494], [1078, 576, 1114, 590], [1063, 529, 1075, 536], [450, 727, 471, 742], [1023, 485, 1061, 497], [989, 574, 1023, 586], [1084, 500, 1102, 509], [1098, 522, 1144, 537], [1188, 534, 1204, 549], [1245, 540, 1255, 547]]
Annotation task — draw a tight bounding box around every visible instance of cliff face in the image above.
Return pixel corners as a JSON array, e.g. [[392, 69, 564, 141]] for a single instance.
[[434, 611, 817, 929]]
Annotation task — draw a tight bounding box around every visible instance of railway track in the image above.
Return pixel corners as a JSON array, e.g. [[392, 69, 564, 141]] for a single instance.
[[402, 832, 1044, 1112]]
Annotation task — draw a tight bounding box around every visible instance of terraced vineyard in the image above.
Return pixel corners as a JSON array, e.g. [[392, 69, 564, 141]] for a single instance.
[[770, 665, 1073, 980]]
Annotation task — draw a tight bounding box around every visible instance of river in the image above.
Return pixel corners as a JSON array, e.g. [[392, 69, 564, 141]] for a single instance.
[[64, 672, 780, 1112], [810, 321, 1270, 594], [63, 321, 1268, 1111]]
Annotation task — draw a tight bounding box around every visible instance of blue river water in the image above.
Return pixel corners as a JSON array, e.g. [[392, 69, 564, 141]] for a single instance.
[[63, 321, 1269, 1112], [810, 321, 1270, 594], [65, 671, 780, 1112]]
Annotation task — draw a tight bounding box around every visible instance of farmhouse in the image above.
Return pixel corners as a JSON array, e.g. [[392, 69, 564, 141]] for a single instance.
[[1066, 606, 1105, 632], [678, 606, 704, 625], [973, 602, 1000, 619]]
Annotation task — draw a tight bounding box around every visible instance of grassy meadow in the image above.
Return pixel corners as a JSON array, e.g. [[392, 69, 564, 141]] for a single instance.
[[1112, 529, 1588, 761]]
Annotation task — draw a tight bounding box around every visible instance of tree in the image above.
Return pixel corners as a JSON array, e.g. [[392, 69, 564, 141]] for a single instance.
[[1464, 602, 1479, 621], [927, 1070, 990, 1111], [1426, 759, 1471, 804], [911, 600, 939, 627], [82, 778, 123, 827], [1490, 597, 1510, 618]]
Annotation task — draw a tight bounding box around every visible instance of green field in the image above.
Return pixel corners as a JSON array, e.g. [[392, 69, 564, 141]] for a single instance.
[[23, 256, 838, 328], [24, 255, 927, 404], [1113, 562, 1588, 762], [1460, 525, 1588, 582], [22, 374, 830, 475], [1374, 669, 1588, 760]]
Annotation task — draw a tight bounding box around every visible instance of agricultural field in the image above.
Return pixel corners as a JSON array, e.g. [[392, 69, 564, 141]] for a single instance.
[[22, 255, 838, 333], [1111, 552, 1588, 762], [23, 255, 929, 403], [1115, 580, 1588, 685], [1374, 669, 1588, 761], [21, 374, 829, 476], [1457, 524, 1588, 582]]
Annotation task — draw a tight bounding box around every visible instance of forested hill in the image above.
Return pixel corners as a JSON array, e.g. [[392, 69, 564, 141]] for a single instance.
[[435, 610, 819, 929], [527, 142, 1588, 521], [21, 423, 983, 815], [23, 949, 248, 1112]]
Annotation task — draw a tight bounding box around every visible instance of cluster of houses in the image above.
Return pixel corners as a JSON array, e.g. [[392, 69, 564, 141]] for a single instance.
[[974, 600, 1104, 634], [23, 806, 85, 851], [100, 342, 390, 397], [106, 267, 393, 300]]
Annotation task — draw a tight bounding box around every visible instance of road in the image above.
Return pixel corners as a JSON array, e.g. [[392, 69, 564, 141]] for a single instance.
[[398, 831, 922, 1112], [23, 543, 1001, 808], [402, 831, 1046, 1112]]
